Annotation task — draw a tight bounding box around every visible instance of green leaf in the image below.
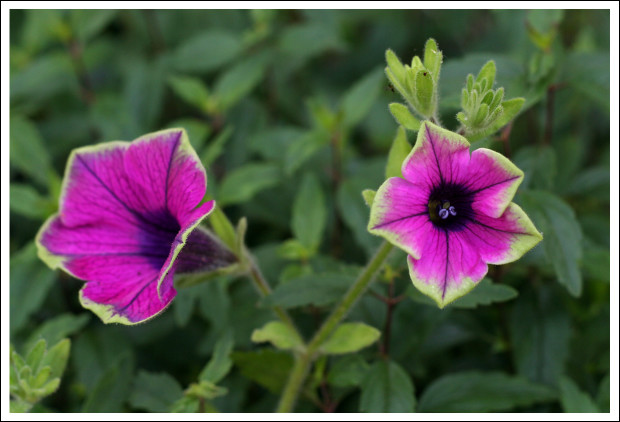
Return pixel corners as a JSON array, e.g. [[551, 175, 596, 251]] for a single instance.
[[25, 340, 47, 375], [320, 322, 380, 355], [418, 371, 555, 412], [388, 103, 421, 131], [284, 129, 330, 176], [129, 371, 184, 413], [199, 331, 234, 384], [82, 353, 134, 412], [341, 68, 383, 128], [251, 321, 304, 351], [9, 184, 55, 220], [327, 355, 370, 388], [520, 190, 583, 296], [385, 126, 411, 179], [207, 205, 237, 253], [362, 189, 376, 207], [276, 239, 312, 261], [124, 57, 166, 132], [596, 373, 610, 412], [513, 146, 557, 190], [232, 349, 293, 395], [218, 163, 281, 206], [40, 339, 70, 380], [213, 53, 269, 110], [449, 278, 518, 309], [173, 30, 243, 73], [292, 173, 327, 252], [414, 69, 435, 117], [385, 49, 407, 86], [559, 376, 599, 413], [31, 366, 51, 389], [25, 313, 89, 353], [509, 287, 571, 386], [476, 60, 496, 88], [359, 360, 415, 412], [69, 10, 117, 43], [262, 273, 354, 309], [9, 115, 54, 187], [10, 242, 56, 334], [423, 38, 442, 82], [168, 75, 210, 112], [279, 22, 344, 63], [201, 126, 234, 167]]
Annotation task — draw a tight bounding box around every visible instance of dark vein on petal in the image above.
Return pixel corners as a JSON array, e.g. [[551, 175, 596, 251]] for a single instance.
[[372, 211, 428, 230], [467, 175, 521, 196], [426, 125, 445, 185], [60, 251, 170, 259], [463, 216, 532, 236], [442, 229, 449, 300], [76, 154, 177, 234], [117, 276, 158, 314]]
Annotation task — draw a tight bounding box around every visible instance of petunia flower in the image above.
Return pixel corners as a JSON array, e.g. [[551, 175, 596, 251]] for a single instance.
[[368, 121, 542, 307], [36, 129, 236, 324]]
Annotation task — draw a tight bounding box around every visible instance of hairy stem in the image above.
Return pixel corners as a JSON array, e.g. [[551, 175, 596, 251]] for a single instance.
[[276, 241, 394, 412]]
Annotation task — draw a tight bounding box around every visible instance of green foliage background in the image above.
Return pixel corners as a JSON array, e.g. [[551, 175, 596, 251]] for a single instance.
[[9, 9, 610, 413]]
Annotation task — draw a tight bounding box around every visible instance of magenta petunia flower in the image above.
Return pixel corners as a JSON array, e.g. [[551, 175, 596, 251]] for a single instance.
[[368, 121, 542, 307], [36, 129, 235, 324]]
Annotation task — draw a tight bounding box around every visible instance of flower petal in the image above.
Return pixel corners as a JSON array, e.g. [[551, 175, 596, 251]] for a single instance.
[[368, 177, 432, 259], [124, 129, 208, 226], [463, 148, 523, 218], [407, 227, 488, 308], [401, 121, 470, 189], [36, 215, 175, 324], [155, 200, 215, 297], [460, 203, 543, 265]]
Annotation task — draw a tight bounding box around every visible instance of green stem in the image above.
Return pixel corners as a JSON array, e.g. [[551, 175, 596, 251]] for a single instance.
[[276, 241, 394, 412], [246, 255, 300, 339]]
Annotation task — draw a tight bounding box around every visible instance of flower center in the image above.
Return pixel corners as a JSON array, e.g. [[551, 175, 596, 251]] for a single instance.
[[427, 183, 474, 231]]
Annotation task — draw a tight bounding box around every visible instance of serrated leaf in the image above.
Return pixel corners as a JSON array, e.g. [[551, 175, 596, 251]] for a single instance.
[[129, 371, 184, 413], [218, 163, 281, 206], [251, 321, 304, 350], [262, 273, 354, 309], [199, 331, 234, 384], [520, 190, 583, 296], [559, 376, 599, 413], [418, 371, 555, 412], [359, 360, 415, 412], [389, 103, 421, 131], [292, 173, 327, 252], [320, 322, 380, 355]]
